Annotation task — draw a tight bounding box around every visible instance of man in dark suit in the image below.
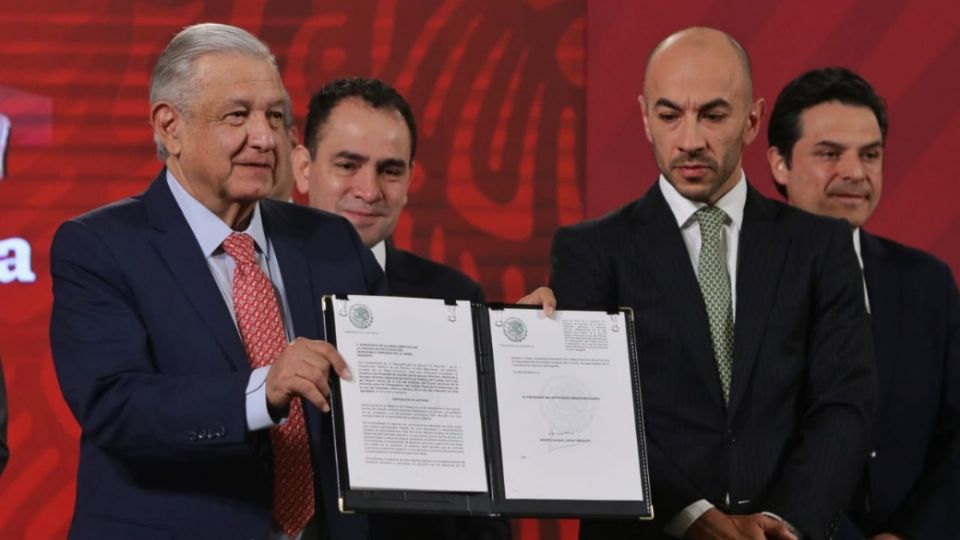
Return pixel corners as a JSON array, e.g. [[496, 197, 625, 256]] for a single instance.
[[50, 24, 382, 539], [291, 77, 505, 540], [291, 77, 484, 304], [767, 67, 959, 540], [0, 356, 7, 476], [547, 28, 876, 540]]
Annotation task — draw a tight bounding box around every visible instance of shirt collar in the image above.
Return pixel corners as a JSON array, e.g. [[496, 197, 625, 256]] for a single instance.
[[852, 227, 864, 270], [165, 170, 269, 257], [658, 171, 747, 232], [371, 240, 387, 271]]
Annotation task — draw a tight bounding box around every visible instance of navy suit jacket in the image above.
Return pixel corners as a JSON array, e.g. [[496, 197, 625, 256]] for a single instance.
[[50, 171, 385, 540], [552, 183, 877, 540], [838, 231, 959, 539]]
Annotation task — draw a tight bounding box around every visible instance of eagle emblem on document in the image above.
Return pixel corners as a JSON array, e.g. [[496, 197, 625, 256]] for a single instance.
[[503, 317, 527, 343], [348, 303, 374, 329]]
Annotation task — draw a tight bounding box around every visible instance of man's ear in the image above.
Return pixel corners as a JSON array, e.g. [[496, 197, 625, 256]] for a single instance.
[[742, 97, 766, 145], [767, 146, 790, 188], [292, 144, 312, 195], [638, 95, 653, 143], [151, 102, 182, 157]]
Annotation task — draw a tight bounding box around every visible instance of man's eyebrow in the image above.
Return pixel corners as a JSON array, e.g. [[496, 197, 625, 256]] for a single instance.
[[333, 150, 368, 161], [222, 98, 285, 109], [813, 140, 883, 151], [814, 140, 846, 148], [698, 98, 731, 111], [224, 98, 252, 108], [654, 98, 682, 110], [376, 158, 409, 170], [652, 98, 732, 112]]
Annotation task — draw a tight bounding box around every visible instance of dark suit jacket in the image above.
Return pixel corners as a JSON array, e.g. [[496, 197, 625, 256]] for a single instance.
[[837, 231, 959, 539], [551, 182, 877, 540], [368, 242, 510, 540], [0, 356, 7, 476], [49, 171, 385, 540], [384, 241, 486, 303]]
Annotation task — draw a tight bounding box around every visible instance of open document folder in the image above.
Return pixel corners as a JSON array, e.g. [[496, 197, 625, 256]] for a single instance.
[[323, 295, 653, 520]]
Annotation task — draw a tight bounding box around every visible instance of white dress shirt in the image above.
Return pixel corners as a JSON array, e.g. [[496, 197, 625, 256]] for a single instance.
[[658, 173, 746, 319], [852, 228, 871, 313], [371, 240, 387, 271]]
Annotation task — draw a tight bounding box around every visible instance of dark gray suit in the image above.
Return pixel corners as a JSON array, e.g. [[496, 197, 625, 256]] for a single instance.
[[384, 241, 485, 304], [552, 182, 877, 540], [838, 231, 959, 539]]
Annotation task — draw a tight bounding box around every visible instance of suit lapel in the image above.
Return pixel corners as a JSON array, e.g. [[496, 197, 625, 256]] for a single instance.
[[727, 187, 789, 416], [262, 201, 321, 341], [634, 185, 724, 406], [144, 172, 247, 371], [860, 230, 899, 406]]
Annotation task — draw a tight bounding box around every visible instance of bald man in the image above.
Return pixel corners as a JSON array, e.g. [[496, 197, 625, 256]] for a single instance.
[[547, 28, 876, 540]]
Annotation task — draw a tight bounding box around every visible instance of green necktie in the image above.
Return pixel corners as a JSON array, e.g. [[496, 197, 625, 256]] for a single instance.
[[695, 206, 734, 404]]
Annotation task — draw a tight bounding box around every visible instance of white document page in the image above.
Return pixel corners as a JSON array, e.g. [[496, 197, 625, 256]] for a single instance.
[[490, 308, 644, 501], [333, 295, 488, 492]]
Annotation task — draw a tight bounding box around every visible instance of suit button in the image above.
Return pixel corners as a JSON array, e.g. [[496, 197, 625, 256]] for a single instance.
[[188, 431, 197, 441], [726, 430, 736, 443], [869, 450, 877, 458], [216, 427, 226, 438]]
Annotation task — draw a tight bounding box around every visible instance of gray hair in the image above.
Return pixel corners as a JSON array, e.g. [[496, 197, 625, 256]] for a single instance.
[[281, 89, 295, 132], [150, 23, 278, 160]]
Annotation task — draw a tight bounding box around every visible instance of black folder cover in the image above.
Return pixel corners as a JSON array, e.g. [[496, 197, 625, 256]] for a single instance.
[[322, 296, 653, 520]]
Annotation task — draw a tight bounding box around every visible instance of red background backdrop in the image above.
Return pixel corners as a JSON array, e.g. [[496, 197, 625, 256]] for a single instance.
[[0, 1, 956, 538]]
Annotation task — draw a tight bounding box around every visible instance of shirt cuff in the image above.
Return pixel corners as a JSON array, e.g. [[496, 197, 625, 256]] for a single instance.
[[245, 366, 285, 430], [664, 499, 714, 538]]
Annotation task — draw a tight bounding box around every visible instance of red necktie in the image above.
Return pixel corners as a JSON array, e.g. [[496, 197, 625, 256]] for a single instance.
[[222, 232, 315, 537]]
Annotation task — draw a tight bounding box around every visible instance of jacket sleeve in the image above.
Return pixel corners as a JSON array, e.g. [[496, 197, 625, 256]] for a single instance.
[[549, 224, 708, 522], [765, 220, 878, 539], [50, 219, 262, 464]]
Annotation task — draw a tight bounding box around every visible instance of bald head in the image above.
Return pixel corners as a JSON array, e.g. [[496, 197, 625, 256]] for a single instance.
[[638, 26, 764, 205], [644, 27, 753, 106]]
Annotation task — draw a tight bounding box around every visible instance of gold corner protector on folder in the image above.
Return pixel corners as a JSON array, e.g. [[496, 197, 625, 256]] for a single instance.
[[338, 497, 354, 514]]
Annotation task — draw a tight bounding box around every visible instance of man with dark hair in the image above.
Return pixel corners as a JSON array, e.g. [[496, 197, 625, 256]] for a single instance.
[[767, 67, 959, 540], [50, 23, 381, 539], [543, 27, 876, 540], [293, 77, 483, 304], [292, 77, 501, 540]]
